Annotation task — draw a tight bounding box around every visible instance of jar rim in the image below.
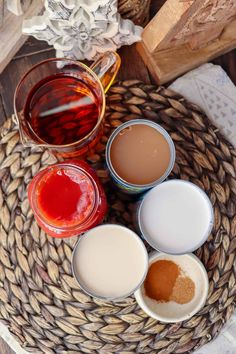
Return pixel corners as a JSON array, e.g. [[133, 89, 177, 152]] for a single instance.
[[29, 163, 99, 232]]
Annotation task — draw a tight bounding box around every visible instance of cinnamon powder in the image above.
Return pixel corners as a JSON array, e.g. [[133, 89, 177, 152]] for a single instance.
[[144, 260, 195, 304]]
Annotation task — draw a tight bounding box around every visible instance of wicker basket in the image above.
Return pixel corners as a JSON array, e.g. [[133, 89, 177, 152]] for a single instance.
[[118, 0, 151, 26]]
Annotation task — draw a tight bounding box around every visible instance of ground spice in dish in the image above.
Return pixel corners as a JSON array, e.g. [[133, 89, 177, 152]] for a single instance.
[[170, 277, 195, 304], [144, 260, 195, 304], [144, 260, 180, 302]]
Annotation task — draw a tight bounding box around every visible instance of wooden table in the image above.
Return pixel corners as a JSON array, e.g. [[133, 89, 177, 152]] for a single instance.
[[0, 6, 236, 353]]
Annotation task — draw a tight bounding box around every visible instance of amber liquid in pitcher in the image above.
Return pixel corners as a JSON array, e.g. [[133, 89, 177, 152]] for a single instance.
[[24, 74, 100, 146]]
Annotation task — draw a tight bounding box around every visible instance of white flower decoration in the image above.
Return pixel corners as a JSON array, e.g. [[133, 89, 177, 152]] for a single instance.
[[23, 0, 142, 60]]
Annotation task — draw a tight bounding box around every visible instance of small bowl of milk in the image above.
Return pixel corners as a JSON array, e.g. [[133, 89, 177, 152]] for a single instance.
[[138, 180, 214, 254], [72, 224, 149, 300]]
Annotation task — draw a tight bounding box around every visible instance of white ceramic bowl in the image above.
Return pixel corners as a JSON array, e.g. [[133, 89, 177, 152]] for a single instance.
[[138, 180, 214, 255], [135, 252, 209, 323]]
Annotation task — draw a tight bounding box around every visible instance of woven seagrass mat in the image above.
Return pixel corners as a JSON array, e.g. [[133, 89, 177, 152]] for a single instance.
[[0, 80, 236, 354]]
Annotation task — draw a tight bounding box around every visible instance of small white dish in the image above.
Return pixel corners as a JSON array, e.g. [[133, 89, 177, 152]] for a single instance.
[[135, 252, 209, 323]]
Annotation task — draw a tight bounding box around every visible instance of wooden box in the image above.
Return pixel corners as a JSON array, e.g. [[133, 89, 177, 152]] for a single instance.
[[0, 0, 43, 74], [137, 0, 236, 84]]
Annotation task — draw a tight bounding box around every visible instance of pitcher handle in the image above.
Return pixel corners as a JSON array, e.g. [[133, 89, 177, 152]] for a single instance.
[[90, 52, 121, 93]]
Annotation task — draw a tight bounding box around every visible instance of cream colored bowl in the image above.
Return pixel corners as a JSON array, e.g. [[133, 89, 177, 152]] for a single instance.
[[135, 252, 209, 323]]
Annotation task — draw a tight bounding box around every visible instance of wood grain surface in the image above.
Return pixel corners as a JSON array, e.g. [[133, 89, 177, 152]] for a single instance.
[[0, 0, 44, 74], [0, 1, 236, 353]]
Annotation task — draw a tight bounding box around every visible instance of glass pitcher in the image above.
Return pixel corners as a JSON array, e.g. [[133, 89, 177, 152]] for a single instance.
[[14, 52, 121, 157]]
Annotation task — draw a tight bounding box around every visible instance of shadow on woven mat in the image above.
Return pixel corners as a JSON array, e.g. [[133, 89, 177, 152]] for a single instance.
[[0, 80, 235, 354]]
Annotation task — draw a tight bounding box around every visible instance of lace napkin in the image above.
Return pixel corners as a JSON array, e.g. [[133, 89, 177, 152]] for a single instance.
[[169, 63, 236, 147]]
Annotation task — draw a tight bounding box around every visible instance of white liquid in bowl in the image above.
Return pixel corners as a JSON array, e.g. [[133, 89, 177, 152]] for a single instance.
[[139, 180, 214, 254], [72, 224, 148, 299]]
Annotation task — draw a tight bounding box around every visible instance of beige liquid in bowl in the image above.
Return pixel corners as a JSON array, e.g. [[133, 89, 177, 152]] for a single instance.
[[110, 124, 171, 185], [72, 224, 148, 299]]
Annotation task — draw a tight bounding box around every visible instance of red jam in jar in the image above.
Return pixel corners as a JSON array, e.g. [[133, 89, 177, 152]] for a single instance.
[[28, 160, 107, 238]]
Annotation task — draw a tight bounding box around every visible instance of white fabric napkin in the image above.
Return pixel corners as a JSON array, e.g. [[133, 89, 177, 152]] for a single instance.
[[169, 63, 236, 147], [169, 63, 236, 354]]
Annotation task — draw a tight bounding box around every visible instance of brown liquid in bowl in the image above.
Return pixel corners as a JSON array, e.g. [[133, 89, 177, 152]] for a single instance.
[[110, 124, 171, 185]]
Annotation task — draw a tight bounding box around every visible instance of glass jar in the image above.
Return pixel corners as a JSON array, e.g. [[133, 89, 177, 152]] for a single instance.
[[28, 160, 107, 238]]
